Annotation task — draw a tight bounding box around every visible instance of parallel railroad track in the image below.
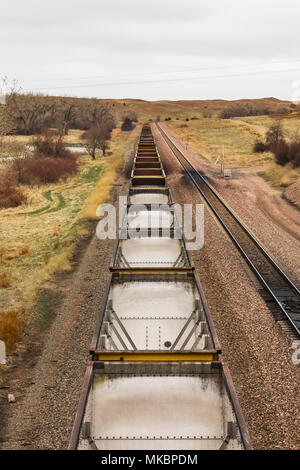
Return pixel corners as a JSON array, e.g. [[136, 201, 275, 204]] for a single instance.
[[156, 123, 300, 338]]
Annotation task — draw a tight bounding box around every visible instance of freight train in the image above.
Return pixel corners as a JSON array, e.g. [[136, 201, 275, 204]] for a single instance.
[[69, 125, 252, 451]]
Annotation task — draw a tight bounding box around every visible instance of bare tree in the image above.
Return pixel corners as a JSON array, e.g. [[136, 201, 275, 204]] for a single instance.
[[55, 100, 77, 136], [6, 92, 56, 135], [82, 104, 115, 159], [265, 121, 284, 146], [82, 125, 110, 159]]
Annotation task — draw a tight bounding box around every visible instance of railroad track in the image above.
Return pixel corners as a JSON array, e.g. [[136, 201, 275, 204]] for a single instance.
[[156, 123, 300, 338]]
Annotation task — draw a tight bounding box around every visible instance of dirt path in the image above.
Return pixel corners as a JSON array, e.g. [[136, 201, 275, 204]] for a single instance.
[[0, 152, 134, 449], [152, 123, 300, 450]]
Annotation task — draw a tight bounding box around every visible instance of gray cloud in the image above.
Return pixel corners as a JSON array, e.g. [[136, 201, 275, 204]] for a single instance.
[[1, 0, 300, 100]]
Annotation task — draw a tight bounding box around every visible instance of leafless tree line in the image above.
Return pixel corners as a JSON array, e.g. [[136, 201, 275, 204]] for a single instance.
[[0, 79, 138, 160], [219, 102, 295, 119]]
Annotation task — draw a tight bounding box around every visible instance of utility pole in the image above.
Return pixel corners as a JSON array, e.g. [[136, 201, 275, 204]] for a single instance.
[[0, 340, 6, 365], [220, 144, 225, 175], [216, 146, 231, 178]]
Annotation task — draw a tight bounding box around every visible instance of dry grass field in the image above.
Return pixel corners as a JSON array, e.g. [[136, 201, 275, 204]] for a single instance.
[[168, 117, 274, 166], [0, 127, 139, 350], [236, 112, 300, 140], [168, 114, 300, 188], [106, 96, 293, 123]]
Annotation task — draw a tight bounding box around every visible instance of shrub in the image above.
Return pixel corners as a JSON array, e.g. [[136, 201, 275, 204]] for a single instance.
[[0, 181, 26, 209], [271, 140, 290, 166], [266, 122, 284, 146], [289, 142, 300, 167], [253, 140, 269, 153], [121, 117, 136, 131], [271, 140, 300, 168], [121, 112, 138, 131], [9, 155, 77, 185], [32, 132, 72, 159]]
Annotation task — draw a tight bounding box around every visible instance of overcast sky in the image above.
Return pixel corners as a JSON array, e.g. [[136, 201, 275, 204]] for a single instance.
[[1, 0, 300, 101]]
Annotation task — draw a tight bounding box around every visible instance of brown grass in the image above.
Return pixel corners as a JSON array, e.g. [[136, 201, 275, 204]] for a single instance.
[[0, 129, 83, 147], [18, 244, 30, 255], [81, 162, 121, 219], [0, 244, 30, 262], [168, 118, 273, 166], [0, 181, 27, 209], [0, 272, 12, 288], [0, 309, 24, 352], [263, 163, 300, 187], [0, 247, 5, 263]]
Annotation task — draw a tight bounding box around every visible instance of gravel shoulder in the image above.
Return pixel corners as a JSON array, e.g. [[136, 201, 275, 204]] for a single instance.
[[152, 123, 300, 450]]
